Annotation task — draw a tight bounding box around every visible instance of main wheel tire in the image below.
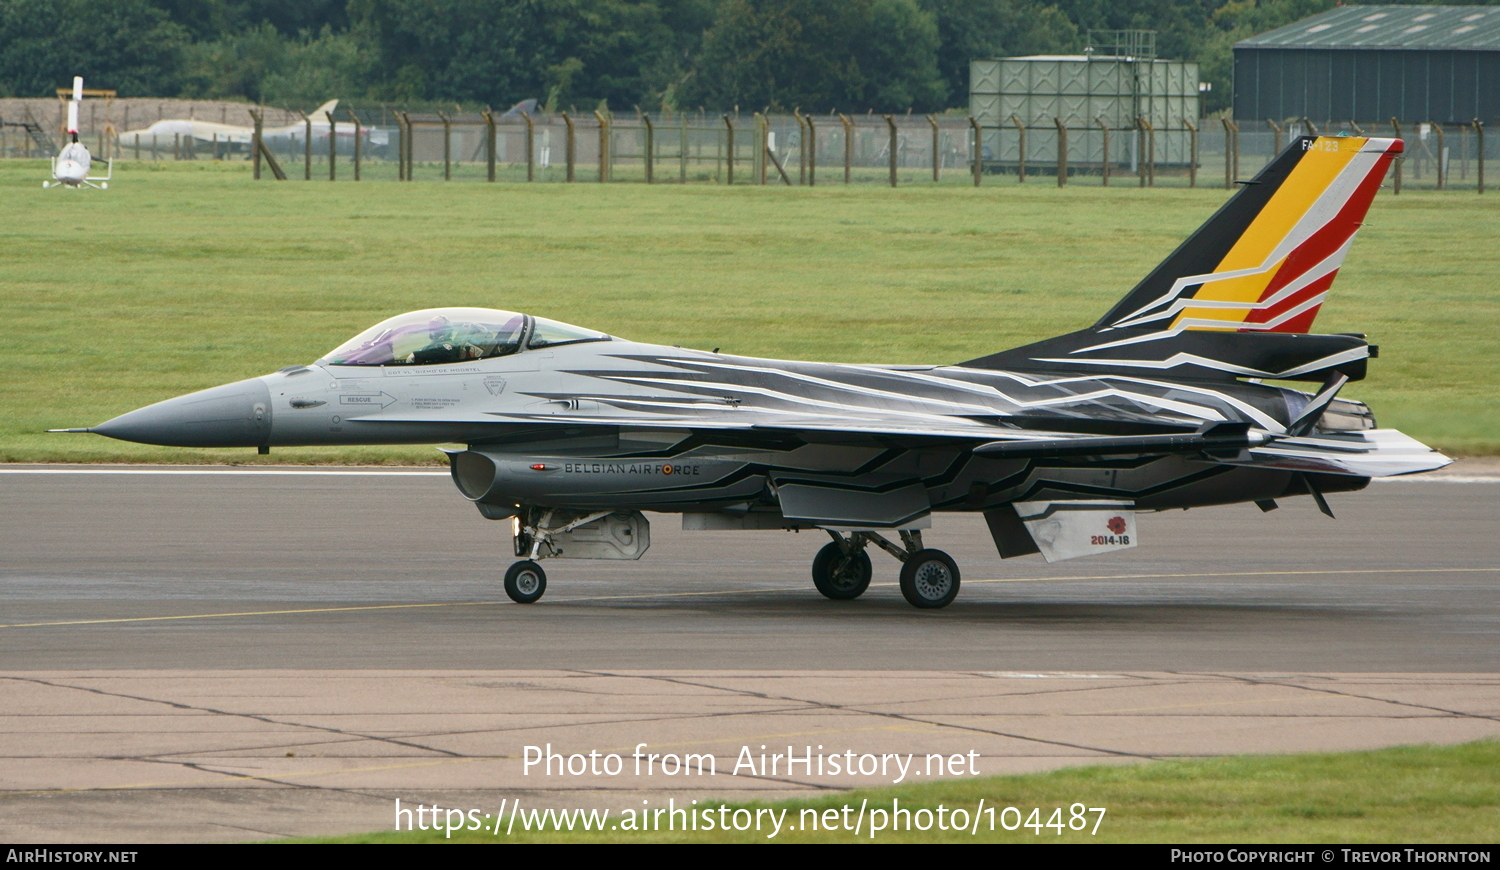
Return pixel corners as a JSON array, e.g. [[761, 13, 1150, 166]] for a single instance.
[[811, 542, 873, 600], [504, 560, 547, 604], [899, 549, 960, 609]]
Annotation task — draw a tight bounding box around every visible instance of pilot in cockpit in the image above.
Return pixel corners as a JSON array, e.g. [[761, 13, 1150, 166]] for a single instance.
[[406, 315, 485, 365]]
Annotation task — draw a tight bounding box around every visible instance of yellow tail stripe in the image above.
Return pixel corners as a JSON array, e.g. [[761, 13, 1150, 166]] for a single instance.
[[1173, 137, 1366, 330]]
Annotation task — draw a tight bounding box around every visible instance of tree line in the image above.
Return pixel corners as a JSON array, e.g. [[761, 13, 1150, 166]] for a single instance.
[[0, 0, 1485, 115]]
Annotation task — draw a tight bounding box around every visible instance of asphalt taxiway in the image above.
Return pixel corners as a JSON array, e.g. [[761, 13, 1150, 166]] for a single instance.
[[1, 463, 1497, 841], [2, 464, 1498, 671]]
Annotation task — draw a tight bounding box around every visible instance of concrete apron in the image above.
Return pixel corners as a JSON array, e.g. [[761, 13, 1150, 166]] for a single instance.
[[3, 669, 1498, 842]]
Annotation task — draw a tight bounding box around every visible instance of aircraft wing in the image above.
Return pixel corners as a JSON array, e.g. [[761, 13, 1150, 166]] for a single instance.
[[353, 405, 1447, 477]]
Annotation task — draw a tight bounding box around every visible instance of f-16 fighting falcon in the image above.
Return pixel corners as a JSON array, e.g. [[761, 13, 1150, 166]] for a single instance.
[[62, 135, 1450, 608]]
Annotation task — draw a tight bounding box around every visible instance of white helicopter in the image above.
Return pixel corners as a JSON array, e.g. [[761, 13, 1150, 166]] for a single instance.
[[45, 76, 111, 189]]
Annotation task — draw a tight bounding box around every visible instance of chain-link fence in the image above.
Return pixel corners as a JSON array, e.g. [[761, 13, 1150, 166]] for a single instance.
[[256, 110, 1496, 193], [2, 97, 1489, 193], [369, 110, 992, 185]]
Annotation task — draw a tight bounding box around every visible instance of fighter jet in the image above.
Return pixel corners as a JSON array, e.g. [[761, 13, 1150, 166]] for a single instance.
[[62, 135, 1449, 608], [45, 77, 111, 189]]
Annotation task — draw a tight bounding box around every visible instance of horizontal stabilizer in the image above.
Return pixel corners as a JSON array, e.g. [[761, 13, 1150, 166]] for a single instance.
[[1219, 428, 1450, 478]]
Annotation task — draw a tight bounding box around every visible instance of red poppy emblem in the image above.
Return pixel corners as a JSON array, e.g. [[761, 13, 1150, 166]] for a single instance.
[[1107, 516, 1127, 535]]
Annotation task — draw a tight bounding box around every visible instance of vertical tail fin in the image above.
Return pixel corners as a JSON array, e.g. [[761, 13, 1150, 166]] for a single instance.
[[1095, 136, 1402, 335], [309, 99, 340, 120]]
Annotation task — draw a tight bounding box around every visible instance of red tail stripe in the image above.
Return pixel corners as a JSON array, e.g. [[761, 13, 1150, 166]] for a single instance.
[[1241, 142, 1398, 333]]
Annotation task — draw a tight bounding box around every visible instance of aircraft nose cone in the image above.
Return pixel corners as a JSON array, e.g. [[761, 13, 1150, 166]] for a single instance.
[[92, 378, 273, 447]]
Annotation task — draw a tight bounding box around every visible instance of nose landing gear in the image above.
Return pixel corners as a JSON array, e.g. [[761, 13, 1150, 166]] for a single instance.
[[815, 529, 960, 609], [504, 560, 547, 603]]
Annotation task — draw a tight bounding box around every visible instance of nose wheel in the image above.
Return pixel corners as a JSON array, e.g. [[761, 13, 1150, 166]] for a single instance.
[[504, 560, 547, 603]]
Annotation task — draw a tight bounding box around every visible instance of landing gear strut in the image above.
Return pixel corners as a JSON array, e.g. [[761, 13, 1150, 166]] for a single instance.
[[815, 529, 961, 609]]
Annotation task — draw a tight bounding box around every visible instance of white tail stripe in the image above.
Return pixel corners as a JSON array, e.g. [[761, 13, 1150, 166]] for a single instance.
[[1106, 142, 1389, 329]]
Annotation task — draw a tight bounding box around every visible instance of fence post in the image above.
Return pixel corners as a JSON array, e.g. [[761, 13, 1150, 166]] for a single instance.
[[1185, 117, 1197, 188], [1302, 116, 1319, 137], [839, 113, 853, 184], [562, 112, 575, 182], [347, 108, 361, 181], [754, 112, 766, 185], [594, 110, 610, 182], [524, 111, 535, 182], [724, 115, 735, 184], [680, 113, 688, 183], [438, 111, 451, 181], [1147, 118, 1156, 186], [1267, 118, 1282, 154], [1097, 117, 1110, 186], [482, 110, 496, 182], [793, 110, 806, 184], [1230, 119, 1240, 184], [1053, 117, 1067, 187], [806, 114, 820, 186], [1010, 114, 1025, 182], [401, 112, 413, 181], [1432, 122, 1445, 190], [326, 111, 336, 181], [1134, 117, 1146, 186], [884, 115, 898, 187], [1391, 118, 1402, 195], [1218, 119, 1232, 189], [927, 114, 940, 182], [251, 110, 262, 180], [643, 112, 654, 183], [1475, 119, 1484, 194], [968, 116, 981, 186], [801, 111, 810, 184], [1137, 117, 1147, 187], [303, 115, 312, 179]]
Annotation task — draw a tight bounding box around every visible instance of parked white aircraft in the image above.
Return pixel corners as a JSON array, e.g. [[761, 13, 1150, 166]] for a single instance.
[[119, 99, 388, 148], [45, 76, 110, 189]]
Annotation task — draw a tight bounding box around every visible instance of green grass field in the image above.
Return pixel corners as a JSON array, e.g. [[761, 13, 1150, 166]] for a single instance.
[[4, 159, 1496, 464], [315, 741, 1500, 843]]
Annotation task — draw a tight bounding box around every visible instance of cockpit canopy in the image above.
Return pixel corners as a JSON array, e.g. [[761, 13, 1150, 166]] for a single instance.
[[320, 308, 608, 367]]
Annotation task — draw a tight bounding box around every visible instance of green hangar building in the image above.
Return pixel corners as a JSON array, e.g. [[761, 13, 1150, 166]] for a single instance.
[[1233, 5, 1500, 125]]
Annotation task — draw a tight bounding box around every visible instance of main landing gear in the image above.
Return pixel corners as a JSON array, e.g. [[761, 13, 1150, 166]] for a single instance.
[[814, 530, 961, 609]]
